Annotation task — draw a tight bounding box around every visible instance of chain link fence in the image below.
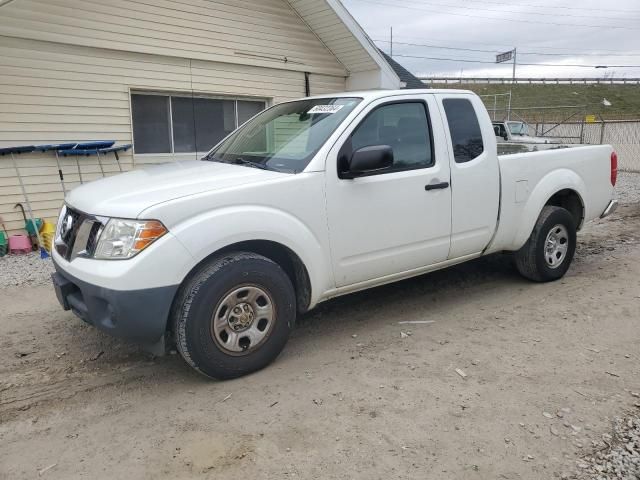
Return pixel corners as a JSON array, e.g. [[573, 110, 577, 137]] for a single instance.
[[530, 121, 640, 172], [481, 98, 640, 173]]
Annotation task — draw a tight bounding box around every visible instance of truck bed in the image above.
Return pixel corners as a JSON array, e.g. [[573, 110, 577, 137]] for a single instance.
[[488, 144, 616, 253]]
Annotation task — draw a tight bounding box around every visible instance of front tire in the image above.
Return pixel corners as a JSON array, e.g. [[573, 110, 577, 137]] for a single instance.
[[172, 252, 296, 379], [514, 206, 577, 282]]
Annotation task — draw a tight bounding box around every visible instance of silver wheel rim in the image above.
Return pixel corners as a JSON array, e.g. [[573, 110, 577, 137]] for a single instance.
[[544, 224, 569, 269], [211, 284, 275, 355]]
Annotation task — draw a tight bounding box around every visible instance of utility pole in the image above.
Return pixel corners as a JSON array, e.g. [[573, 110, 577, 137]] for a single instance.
[[497, 47, 518, 120], [510, 47, 517, 120], [390, 26, 393, 58], [496, 47, 517, 83]]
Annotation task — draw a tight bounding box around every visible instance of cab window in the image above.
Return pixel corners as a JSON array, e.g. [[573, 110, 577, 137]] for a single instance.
[[348, 102, 433, 172], [443, 99, 484, 163]]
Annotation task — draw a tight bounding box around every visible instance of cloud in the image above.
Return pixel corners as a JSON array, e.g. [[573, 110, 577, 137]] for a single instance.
[[342, 0, 640, 78]]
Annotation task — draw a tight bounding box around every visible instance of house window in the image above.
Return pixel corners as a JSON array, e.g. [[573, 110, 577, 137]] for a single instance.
[[131, 93, 267, 155]]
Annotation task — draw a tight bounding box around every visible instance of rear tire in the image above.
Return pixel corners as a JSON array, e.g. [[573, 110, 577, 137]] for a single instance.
[[172, 252, 296, 379], [514, 206, 576, 282]]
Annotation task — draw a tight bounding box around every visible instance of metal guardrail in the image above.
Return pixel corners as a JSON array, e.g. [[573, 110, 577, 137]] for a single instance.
[[421, 77, 640, 85]]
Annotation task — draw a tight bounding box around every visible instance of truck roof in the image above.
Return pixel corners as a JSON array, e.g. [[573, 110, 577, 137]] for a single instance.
[[303, 89, 472, 101]]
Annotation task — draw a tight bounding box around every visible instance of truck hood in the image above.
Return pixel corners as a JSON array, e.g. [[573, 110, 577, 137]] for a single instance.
[[66, 160, 285, 218]]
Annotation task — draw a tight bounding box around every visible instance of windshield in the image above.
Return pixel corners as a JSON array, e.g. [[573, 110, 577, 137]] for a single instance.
[[204, 97, 362, 173], [507, 121, 527, 135]]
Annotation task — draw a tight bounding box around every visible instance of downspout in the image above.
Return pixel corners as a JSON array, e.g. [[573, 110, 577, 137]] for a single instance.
[[304, 72, 311, 97]]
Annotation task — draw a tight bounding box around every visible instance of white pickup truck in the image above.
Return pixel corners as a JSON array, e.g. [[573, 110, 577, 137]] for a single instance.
[[494, 120, 548, 144], [51, 89, 618, 379]]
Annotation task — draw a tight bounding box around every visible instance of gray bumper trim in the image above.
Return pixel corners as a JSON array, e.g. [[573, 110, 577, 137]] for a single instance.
[[52, 261, 179, 347]]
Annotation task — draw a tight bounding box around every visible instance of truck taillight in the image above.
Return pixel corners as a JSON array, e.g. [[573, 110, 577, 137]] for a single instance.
[[611, 151, 618, 186]]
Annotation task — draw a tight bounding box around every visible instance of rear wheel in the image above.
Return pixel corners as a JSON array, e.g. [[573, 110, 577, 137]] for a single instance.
[[172, 252, 296, 379], [514, 206, 577, 282]]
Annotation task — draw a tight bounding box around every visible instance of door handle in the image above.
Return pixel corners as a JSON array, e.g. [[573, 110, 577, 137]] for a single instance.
[[424, 181, 449, 191]]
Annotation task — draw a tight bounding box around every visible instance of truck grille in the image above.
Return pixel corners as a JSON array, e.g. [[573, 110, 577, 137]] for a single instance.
[[85, 222, 103, 257], [55, 206, 103, 261]]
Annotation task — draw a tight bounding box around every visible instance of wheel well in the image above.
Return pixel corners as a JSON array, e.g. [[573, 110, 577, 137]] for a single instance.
[[181, 240, 312, 316], [545, 189, 584, 230]]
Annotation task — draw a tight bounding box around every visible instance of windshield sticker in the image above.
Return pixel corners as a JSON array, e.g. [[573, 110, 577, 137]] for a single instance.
[[308, 105, 344, 114]]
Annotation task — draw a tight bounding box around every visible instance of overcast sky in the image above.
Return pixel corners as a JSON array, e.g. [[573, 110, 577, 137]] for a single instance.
[[341, 0, 640, 79]]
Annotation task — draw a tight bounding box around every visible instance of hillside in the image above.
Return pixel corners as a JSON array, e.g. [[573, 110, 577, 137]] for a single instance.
[[430, 83, 640, 120]]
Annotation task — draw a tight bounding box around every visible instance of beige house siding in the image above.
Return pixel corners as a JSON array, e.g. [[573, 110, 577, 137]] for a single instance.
[[0, 0, 350, 234], [289, 0, 378, 73], [0, 0, 348, 76]]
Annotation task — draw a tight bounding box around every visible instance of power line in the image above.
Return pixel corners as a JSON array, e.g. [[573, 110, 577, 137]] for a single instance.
[[384, 33, 635, 53], [391, 54, 498, 65], [375, 39, 498, 54], [348, 0, 640, 30], [392, 53, 640, 68], [520, 50, 640, 58], [454, 0, 640, 15], [373, 39, 640, 57], [369, 0, 640, 22]]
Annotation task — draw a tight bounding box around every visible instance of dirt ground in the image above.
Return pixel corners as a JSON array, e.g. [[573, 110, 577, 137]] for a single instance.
[[1, 202, 639, 480]]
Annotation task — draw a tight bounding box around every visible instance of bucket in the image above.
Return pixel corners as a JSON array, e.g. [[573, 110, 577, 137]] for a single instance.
[[9, 234, 32, 254], [40, 222, 55, 253], [41, 221, 56, 235], [25, 218, 43, 236], [41, 221, 56, 253]]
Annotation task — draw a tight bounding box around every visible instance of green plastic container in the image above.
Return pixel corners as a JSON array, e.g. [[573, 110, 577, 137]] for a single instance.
[[0, 231, 6, 257], [25, 218, 43, 236]]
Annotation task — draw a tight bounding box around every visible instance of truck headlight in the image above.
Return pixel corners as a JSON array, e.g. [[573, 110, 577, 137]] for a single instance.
[[94, 219, 167, 259]]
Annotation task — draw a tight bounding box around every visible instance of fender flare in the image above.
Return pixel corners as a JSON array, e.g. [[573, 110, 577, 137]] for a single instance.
[[170, 205, 333, 307], [512, 169, 587, 250]]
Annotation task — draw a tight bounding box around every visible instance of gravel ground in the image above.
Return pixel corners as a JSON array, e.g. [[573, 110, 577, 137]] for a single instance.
[[2, 202, 639, 480], [616, 171, 640, 205], [575, 414, 640, 479], [0, 252, 54, 287], [1, 182, 640, 479], [0, 172, 640, 480]]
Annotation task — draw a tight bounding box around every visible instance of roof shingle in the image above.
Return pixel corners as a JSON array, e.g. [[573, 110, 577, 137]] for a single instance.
[[378, 50, 426, 89]]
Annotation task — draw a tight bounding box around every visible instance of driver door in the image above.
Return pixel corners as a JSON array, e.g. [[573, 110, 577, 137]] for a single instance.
[[325, 95, 452, 287]]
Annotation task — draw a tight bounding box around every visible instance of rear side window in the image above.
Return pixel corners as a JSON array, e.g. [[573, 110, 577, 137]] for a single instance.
[[443, 99, 484, 163]]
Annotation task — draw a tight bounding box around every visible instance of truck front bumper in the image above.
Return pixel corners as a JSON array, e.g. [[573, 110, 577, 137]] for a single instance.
[[50, 229, 193, 353], [52, 262, 179, 352]]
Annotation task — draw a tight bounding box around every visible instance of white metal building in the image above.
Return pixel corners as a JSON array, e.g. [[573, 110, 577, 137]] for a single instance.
[[0, 0, 405, 234]]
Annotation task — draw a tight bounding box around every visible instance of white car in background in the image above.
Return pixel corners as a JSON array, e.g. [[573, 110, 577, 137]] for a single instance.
[[494, 120, 560, 145]]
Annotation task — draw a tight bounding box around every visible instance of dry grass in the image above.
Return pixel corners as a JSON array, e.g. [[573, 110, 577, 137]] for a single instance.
[[432, 83, 640, 121]]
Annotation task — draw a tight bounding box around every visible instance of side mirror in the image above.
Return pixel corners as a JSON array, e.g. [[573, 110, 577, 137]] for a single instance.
[[345, 145, 393, 178], [503, 133, 509, 141]]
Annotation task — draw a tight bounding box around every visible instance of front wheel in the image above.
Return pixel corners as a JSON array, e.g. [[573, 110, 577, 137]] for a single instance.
[[514, 206, 577, 282], [172, 252, 296, 379]]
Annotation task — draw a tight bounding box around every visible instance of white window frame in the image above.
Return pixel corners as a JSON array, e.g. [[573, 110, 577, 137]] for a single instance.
[[128, 89, 270, 159]]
